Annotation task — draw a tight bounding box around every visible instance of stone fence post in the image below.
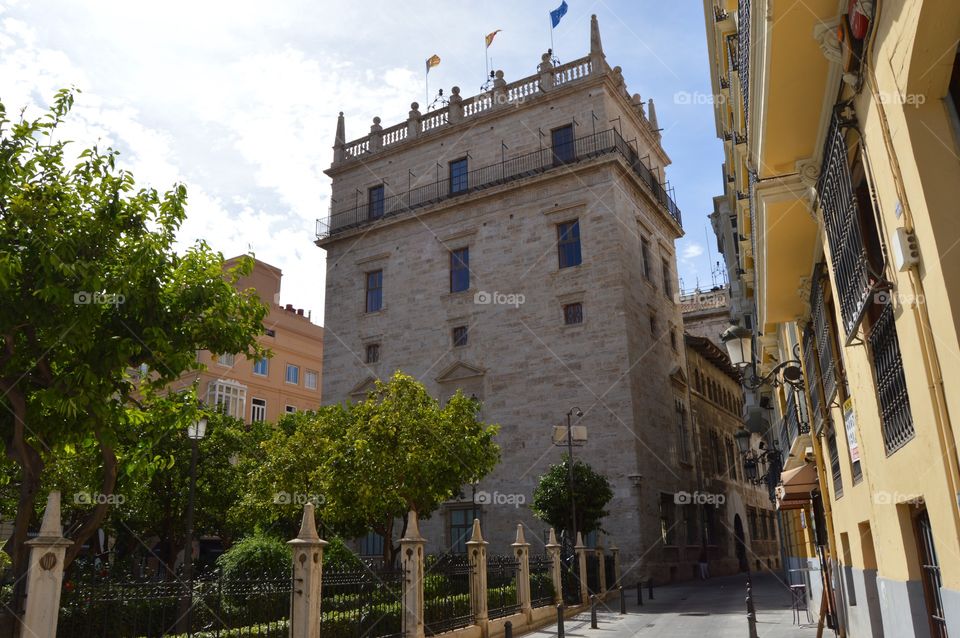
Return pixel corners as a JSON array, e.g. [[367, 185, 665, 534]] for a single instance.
[[466, 519, 489, 637], [511, 525, 532, 621], [575, 533, 589, 605], [288, 502, 327, 638], [401, 511, 426, 638], [545, 528, 563, 605], [492, 71, 507, 105], [21, 491, 72, 638], [596, 534, 607, 596]]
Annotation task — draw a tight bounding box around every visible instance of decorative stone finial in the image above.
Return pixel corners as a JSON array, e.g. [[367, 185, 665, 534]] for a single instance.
[[590, 14, 604, 58], [37, 491, 63, 538], [648, 97, 660, 134], [451, 86, 461, 96], [575, 531, 585, 548], [410, 102, 420, 111], [546, 528, 559, 547], [334, 112, 345, 146], [401, 510, 423, 541], [513, 524, 527, 545], [296, 502, 320, 542], [469, 517, 485, 543]]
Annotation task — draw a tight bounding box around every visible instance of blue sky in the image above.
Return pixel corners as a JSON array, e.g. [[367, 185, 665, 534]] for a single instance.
[[1, 0, 726, 322]]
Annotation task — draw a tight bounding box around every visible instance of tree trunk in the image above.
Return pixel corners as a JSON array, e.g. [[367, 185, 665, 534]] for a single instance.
[[63, 435, 117, 568], [378, 518, 396, 566], [1, 385, 43, 617]]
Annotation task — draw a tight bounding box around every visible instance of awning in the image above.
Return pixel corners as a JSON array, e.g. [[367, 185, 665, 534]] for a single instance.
[[776, 463, 819, 510]]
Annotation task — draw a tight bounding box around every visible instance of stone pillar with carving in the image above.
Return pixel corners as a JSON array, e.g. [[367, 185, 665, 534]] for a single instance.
[[448, 86, 463, 123], [22, 492, 73, 638], [288, 502, 327, 638], [466, 519, 489, 634], [511, 524, 532, 619], [539, 53, 554, 93], [596, 534, 607, 596], [575, 533, 589, 605], [368, 117, 383, 152], [400, 511, 426, 638], [407, 103, 421, 139], [545, 528, 563, 605]]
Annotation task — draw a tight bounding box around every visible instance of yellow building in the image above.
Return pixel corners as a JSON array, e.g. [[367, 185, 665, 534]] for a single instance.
[[172, 257, 325, 423], [704, 1, 960, 636]]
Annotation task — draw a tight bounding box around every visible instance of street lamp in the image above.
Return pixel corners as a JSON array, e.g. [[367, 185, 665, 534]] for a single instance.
[[552, 407, 584, 547], [734, 427, 782, 500], [720, 324, 805, 390], [179, 415, 207, 633]]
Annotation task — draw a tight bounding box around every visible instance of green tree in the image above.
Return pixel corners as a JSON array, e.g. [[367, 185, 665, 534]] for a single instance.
[[245, 372, 500, 563], [531, 455, 613, 542], [0, 90, 267, 589]]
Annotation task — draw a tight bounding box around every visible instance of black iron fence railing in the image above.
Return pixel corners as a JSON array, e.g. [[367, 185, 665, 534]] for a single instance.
[[585, 555, 600, 595], [320, 566, 406, 638], [486, 556, 520, 620], [559, 550, 581, 605], [604, 555, 615, 590], [868, 304, 915, 454], [423, 555, 473, 636], [529, 555, 554, 608], [58, 570, 290, 638], [316, 128, 682, 240]]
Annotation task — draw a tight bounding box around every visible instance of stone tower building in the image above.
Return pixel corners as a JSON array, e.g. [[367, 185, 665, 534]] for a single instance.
[[316, 16, 695, 581]]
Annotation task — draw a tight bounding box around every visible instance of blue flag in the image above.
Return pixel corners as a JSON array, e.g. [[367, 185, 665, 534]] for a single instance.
[[550, 0, 568, 28]]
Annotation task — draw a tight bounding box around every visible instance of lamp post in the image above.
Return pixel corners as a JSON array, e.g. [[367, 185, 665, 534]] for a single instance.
[[566, 407, 583, 546], [179, 415, 208, 635], [720, 324, 805, 390]]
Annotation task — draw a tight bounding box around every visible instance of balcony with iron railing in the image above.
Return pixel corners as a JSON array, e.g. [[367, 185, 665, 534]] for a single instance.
[[316, 127, 682, 240]]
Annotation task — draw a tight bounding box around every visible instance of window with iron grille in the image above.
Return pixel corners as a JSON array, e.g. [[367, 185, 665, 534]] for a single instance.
[[817, 115, 881, 337], [563, 302, 583, 325], [358, 531, 385, 557], [449, 158, 468, 194], [368, 185, 385, 220], [802, 322, 826, 431], [557, 220, 582, 268], [659, 493, 676, 545], [827, 426, 843, 499], [868, 304, 914, 454], [810, 264, 843, 409], [452, 325, 468, 347], [675, 402, 690, 463], [661, 258, 673, 299], [641, 237, 652, 280], [450, 247, 470, 292], [365, 343, 380, 364]]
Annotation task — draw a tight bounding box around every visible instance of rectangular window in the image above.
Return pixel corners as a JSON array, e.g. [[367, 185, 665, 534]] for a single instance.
[[452, 325, 468, 347], [366, 343, 380, 364], [253, 357, 269, 376], [675, 402, 689, 462], [366, 270, 383, 312], [670, 328, 678, 351], [264, 328, 276, 338], [827, 427, 843, 499], [305, 370, 319, 390], [206, 380, 246, 419], [661, 257, 673, 299], [450, 248, 470, 293], [448, 507, 479, 554], [368, 185, 385, 220], [551, 124, 575, 164], [285, 405, 297, 414], [563, 302, 583, 325], [285, 364, 300, 385], [217, 353, 235, 367], [251, 397, 266, 423], [449, 158, 468, 194], [659, 493, 676, 545], [557, 220, 582, 268], [641, 237, 652, 280], [358, 531, 385, 557]]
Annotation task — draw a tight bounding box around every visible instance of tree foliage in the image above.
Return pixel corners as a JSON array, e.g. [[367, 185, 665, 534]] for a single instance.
[[531, 455, 613, 541], [244, 372, 500, 562], [0, 90, 268, 586]]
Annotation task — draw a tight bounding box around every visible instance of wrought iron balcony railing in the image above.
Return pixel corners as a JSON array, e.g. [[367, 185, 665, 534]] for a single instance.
[[316, 127, 682, 239], [738, 0, 750, 123], [810, 262, 839, 412]]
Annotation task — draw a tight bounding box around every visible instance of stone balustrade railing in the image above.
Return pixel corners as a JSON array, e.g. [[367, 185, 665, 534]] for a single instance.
[[336, 54, 600, 163]]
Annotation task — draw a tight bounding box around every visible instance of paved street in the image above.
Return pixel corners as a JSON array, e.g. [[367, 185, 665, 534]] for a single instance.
[[529, 573, 822, 638]]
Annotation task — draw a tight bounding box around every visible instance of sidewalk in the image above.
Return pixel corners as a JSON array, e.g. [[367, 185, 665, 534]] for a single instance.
[[525, 573, 823, 638]]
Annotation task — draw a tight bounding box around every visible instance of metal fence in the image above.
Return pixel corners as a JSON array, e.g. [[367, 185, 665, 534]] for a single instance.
[[529, 555, 554, 608], [486, 556, 520, 620], [57, 569, 290, 638], [559, 551, 581, 605], [585, 555, 600, 595], [604, 555, 615, 591], [423, 555, 473, 636], [321, 565, 406, 638]]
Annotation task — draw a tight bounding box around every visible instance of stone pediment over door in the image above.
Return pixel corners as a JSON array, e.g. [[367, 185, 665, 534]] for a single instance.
[[348, 375, 379, 401], [668, 365, 688, 389], [435, 361, 486, 404]]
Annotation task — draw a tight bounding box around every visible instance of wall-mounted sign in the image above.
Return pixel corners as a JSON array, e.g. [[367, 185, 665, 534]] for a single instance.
[[843, 398, 860, 464]]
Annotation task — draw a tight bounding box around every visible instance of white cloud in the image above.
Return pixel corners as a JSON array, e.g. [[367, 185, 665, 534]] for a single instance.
[[681, 243, 704, 260]]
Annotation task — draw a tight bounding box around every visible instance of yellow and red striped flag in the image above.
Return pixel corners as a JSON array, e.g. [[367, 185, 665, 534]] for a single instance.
[[425, 54, 441, 73], [485, 29, 502, 48]]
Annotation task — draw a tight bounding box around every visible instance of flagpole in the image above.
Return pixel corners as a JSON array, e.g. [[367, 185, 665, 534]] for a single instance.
[[425, 60, 429, 108], [549, 16, 554, 56]]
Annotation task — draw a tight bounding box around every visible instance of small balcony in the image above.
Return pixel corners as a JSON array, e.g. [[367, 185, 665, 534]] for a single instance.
[[316, 128, 682, 240]]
